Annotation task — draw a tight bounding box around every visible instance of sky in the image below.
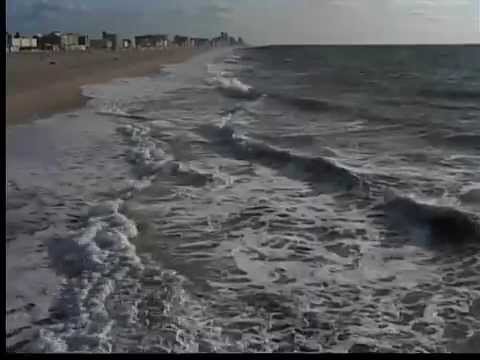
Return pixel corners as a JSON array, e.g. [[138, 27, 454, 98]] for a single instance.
[[6, 0, 480, 45]]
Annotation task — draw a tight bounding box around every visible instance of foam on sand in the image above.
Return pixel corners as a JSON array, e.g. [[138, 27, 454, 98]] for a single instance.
[[31, 199, 143, 353]]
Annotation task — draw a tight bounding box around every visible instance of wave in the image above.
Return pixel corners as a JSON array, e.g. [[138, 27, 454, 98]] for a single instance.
[[219, 104, 245, 117], [267, 90, 480, 117], [443, 134, 480, 149], [460, 188, 480, 205], [32, 199, 143, 352], [224, 55, 241, 64], [240, 55, 254, 61], [379, 98, 480, 111], [32, 198, 214, 352], [418, 88, 480, 101], [273, 94, 345, 113], [211, 76, 260, 100], [424, 102, 480, 112], [420, 132, 480, 151], [266, 94, 405, 126], [31, 123, 219, 352], [383, 190, 480, 245], [200, 121, 364, 192], [97, 107, 151, 121], [117, 124, 213, 186]]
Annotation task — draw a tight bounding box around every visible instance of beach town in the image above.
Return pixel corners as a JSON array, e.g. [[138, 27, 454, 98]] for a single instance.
[[6, 30, 245, 126], [6, 30, 244, 53]]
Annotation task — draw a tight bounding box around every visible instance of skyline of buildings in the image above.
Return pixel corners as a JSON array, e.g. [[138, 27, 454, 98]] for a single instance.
[[6, 30, 245, 53]]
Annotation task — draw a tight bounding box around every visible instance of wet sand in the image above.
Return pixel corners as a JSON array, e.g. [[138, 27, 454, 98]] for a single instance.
[[6, 48, 202, 126]]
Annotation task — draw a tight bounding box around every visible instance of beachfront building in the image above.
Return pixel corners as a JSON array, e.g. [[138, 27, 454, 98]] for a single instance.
[[173, 35, 189, 48], [60, 33, 79, 51], [38, 32, 61, 51], [211, 32, 231, 48], [88, 31, 116, 50], [211, 36, 223, 48], [134, 34, 169, 49], [10, 33, 38, 52], [78, 35, 90, 50], [102, 31, 118, 51], [190, 37, 210, 48], [90, 39, 113, 50], [122, 39, 132, 49]]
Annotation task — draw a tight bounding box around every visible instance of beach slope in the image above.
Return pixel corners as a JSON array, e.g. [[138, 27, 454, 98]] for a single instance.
[[6, 48, 199, 126]]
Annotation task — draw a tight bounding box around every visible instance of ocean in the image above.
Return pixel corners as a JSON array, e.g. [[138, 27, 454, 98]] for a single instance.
[[6, 46, 480, 353]]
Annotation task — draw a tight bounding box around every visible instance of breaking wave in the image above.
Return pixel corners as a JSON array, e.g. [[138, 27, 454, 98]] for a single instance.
[[211, 76, 260, 100], [31, 198, 226, 353], [97, 104, 151, 121], [459, 188, 480, 205], [268, 94, 345, 113], [382, 190, 480, 246], [418, 87, 480, 101], [117, 124, 214, 186], [199, 119, 365, 192], [443, 134, 480, 149], [32, 199, 144, 352]]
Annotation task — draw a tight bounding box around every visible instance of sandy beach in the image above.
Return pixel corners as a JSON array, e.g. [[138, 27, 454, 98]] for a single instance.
[[6, 47, 202, 126]]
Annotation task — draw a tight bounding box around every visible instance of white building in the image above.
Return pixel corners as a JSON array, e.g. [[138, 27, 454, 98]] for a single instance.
[[11, 36, 37, 51]]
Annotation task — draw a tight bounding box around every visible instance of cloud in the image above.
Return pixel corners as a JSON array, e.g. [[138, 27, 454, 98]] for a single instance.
[[7, 0, 89, 32], [6, 0, 478, 44], [8, 0, 87, 19], [7, 0, 234, 38]]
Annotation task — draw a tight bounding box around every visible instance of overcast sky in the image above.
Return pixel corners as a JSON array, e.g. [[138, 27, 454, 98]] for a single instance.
[[6, 0, 480, 44]]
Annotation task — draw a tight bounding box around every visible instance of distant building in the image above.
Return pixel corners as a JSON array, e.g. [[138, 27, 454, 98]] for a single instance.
[[210, 32, 233, 48], [38, 32, 62, 51], [10, 33, 38, 51], [211, 36, 223, 48], [61, 33, 79, 51], [190, 37, 210, 48], [90, 39, 112, 50], [122, 38, 132, 49], [134, 34, 168, 49], [173, 35, 189, 47], [79, 35, 90, 49], [102, 31, 117, 50]]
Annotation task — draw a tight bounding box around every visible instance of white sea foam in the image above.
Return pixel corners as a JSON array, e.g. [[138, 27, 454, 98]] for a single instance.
[[218, 77, 252, 93], [97, 103, 150, 120], [9, 47, 245, 353], [224, 58, 239, 64], [31, 199, 143, 353], [210, 76, 258, 99], [117, 122, 183, 179], [206, 58, 257, 99]]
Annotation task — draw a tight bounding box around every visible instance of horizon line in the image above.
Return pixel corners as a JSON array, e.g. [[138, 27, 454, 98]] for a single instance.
[[250, 42, 480, 47]]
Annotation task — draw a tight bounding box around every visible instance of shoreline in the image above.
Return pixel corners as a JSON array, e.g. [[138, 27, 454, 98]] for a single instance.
[[6, 48, 205, 126], [7, 47, 233, 353]]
